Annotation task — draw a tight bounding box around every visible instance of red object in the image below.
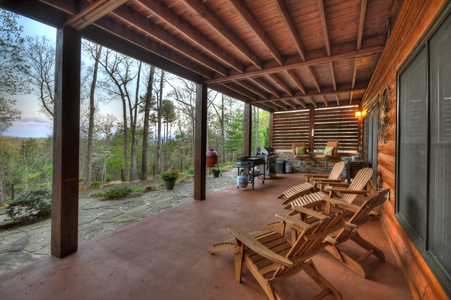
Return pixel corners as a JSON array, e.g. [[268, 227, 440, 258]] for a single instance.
[[206, 149, 218, 167]]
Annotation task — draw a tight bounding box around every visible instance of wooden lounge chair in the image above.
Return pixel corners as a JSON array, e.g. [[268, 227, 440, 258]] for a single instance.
[[316, 141, 339, 172], [277, 161, 345, 204], [292, 142, 310, 172], [209, 208, 346, 300], [286, 167, 374, 211], [292, 189, 390, 278]]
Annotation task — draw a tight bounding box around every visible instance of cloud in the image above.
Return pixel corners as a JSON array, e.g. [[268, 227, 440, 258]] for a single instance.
[[4, 117, 53, 138]]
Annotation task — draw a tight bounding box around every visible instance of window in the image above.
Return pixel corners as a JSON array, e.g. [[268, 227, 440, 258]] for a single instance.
[[396, 7, 451, 295]]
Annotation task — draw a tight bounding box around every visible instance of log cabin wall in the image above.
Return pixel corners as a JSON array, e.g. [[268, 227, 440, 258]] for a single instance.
[[361, 0, 449, 298]]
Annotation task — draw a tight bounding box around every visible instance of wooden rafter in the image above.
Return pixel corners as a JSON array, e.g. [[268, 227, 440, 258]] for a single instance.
[[308, 66, 321, 93], [205, 45, 382, 85], [269, 74, 292, 96], [227, 0, 283, 65], [335, 93, 340, 106], [293, 98, 307, 109], [249, 77, 280, 97], [274, 0, 306, 61], [111, 6, 229, 76], [352, 58, 358, 88], [321, 95, 329, 107], [282, 99, 298, 110], [329, 62, 336, 91], [357, 0, 368, 50], [65, 0, 129, 30], [287, 70, 307, 94], [234, 80, 268, 99], [138, 0, 244, 73], [181, 0, 262, 70], [317, 0, 331, 56], [307, 96, 318, 107]]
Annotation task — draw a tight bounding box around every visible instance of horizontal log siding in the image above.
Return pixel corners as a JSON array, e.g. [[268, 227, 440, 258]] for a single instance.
[[361, 0, 449, 298]]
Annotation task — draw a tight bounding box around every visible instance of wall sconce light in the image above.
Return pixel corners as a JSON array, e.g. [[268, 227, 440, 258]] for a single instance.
[[355, 111, 362, 118]]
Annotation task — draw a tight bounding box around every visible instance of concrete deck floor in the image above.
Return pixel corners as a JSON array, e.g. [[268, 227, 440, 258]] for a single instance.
[[0, 173, 412, 300]]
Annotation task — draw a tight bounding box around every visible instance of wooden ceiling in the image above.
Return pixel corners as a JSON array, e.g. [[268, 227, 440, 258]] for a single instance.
[[2, 0, 395, 112]]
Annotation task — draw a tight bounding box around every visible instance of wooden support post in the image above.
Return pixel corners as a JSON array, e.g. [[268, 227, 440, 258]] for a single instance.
[[309, 108, 315, 152], [269, 112, 274, 147], [194, 83, 207, 200], [244, 103, 252, 156], [51, 26, 81, 258]]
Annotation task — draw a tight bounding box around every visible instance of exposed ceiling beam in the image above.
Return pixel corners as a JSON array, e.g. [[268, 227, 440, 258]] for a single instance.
[[273, 0, 306, 61], [65, 0, 129, 30], [294, 98, 307, 109], [111, 6, 229, 77], [249, 77, 280, 98], [335, 94, 340, 106], [137, 0, 244, 73], [352, 58, 358, 88], [321, 95, 329, 107], [256, 84, 367, 103], [269, 74, 292, 96], [182, 0, 262, 70], [227, 0, 283, 65], [234, 80, 268, 99], [317, 0, 331, 56], [308, 66, 322, 93], [287, 70, 307, 94], [205, 45, 383, 85], [307, 96, 318, 107], [357, 0, 368, 50], [283, 99, 299, 110], [329, 62, 336, 91]]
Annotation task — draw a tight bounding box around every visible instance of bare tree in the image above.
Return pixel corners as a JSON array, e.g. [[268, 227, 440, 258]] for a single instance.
[[23, 35, 55, 118], [140, 65, 155, 180], [82, 42, 103, 186], [98, 49, 138, 181]]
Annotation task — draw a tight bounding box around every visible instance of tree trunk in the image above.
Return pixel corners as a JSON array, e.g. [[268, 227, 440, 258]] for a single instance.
[[129, 62, 141, 181], [156, 70, 164, 173], [85, 45, 102, 187], [141, 65, 155, 180]]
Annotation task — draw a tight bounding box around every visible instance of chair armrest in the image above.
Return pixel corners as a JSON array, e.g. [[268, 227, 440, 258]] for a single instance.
[[326, 187, 368, 195], [276, 213, 313, 229], [313, 179, 343, 184], [325, 182, 351, 188], [322, 197, 360, 213], [228, 226, 293, 267]]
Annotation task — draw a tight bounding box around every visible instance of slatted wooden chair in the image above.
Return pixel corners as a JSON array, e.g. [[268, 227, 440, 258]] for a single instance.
[[277, 161, 345, 205], [316, 141, 339, 172], [209, 208, 346, 300], [292, 142, 310, 172], [286, 168, 374, 211], [292, 189, 390, 278]]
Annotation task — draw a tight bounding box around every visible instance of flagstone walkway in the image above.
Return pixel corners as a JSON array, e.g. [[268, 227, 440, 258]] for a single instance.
[[0, 170, 236, 275]]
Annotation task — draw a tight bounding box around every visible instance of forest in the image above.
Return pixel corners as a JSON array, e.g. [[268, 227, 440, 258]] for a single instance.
[[0, 9, 270, 206]]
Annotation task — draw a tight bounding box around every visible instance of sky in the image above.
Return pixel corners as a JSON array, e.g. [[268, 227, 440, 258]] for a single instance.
[[4, 16, 56, 138]]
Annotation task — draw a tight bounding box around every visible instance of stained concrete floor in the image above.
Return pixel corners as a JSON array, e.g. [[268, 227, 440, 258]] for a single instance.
[[0, 172, 412, 300]]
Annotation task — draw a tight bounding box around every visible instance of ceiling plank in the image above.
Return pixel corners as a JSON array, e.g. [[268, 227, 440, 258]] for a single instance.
[[138, 0, 244, 73], [227, 0, 284, 65], [182, 0, 262, 70], [317, 0, 331, 56], [65, 0, 129, 30], [357, 0, 368, 50], [205, 45, 383, 85], [273, 0, 306, 61]]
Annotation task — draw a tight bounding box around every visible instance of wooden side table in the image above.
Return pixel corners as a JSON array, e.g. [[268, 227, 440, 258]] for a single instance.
[[345, 160, 369, 182]]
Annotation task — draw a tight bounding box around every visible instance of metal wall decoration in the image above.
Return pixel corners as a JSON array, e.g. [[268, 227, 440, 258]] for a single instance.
[[378, 86, 391, 144]]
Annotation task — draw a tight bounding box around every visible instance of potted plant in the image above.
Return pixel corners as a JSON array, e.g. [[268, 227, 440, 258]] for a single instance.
[[161, 171, 177, 190]]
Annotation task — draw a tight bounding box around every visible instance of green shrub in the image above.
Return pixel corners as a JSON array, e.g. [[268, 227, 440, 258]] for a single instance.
[[88, 181, 102, 189], [161, 171, 177, 181], [6, 188, 52, 221], [102, 187, 133, 199]]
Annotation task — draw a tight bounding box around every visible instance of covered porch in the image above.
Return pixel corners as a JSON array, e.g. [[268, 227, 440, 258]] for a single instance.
[[0, 173, 412, 299]]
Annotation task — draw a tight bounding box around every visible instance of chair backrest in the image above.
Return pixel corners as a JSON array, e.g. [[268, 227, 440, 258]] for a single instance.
[[292, 142, 308, 157], [327, 161, 346, 180], [274, 210, 346, 277], [325, 141, 339, 157], [341, 167, 373, 203], [334, 189, 390, 243]]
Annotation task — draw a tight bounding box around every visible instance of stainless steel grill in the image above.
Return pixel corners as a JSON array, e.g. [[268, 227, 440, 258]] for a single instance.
[[256, 147, 277, 178]]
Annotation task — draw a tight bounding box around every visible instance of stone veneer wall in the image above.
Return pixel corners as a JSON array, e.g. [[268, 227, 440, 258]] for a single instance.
[[275, 150, 341, 174]]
